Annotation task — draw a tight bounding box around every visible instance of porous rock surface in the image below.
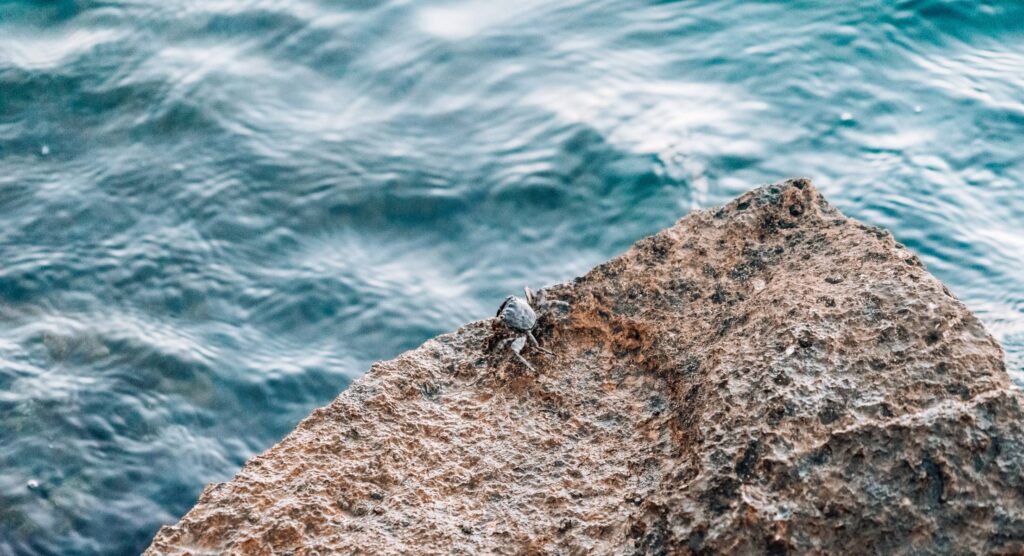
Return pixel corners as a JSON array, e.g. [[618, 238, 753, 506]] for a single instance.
[[147, 179, 1023, 555]]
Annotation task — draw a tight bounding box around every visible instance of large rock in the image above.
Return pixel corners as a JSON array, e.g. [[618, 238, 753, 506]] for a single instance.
[[146, 179, 1023, 555]]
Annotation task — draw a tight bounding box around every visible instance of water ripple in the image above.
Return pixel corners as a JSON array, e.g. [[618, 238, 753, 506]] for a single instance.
[[0, 0, 1022, 554]]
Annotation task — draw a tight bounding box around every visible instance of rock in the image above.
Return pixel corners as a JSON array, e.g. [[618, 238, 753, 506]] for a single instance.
[[145, 178, 1023, 555]]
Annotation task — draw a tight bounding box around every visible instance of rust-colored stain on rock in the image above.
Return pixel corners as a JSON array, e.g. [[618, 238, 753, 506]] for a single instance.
[[146, 179, 1024, 555]]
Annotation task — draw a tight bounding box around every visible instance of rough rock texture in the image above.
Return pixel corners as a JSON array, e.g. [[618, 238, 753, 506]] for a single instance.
[[147, 179, 1024, 555]]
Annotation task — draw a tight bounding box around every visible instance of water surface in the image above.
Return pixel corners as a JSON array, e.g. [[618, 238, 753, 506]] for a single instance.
[[1, 0, 1022, 553]]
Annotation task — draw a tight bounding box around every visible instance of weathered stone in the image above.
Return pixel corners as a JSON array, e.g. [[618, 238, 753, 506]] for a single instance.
[[146, 178, 1023, 555]]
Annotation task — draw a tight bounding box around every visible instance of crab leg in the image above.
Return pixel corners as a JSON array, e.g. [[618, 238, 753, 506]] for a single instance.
[[512, 351, 537, 373], [526, 331, 554, 355]]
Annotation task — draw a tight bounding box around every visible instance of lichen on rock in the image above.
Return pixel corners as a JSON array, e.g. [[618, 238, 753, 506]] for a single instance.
[[146, 179, 1023, 555]]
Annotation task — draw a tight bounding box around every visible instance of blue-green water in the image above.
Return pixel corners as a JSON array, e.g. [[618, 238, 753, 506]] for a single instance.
[[1, 0, 1022, 553]]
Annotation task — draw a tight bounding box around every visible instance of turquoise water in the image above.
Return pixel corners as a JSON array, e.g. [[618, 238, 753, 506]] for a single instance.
[[1, 0, 1022, 553]]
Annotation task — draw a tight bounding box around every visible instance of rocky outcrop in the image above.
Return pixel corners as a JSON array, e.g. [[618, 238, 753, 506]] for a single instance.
[[146, 179, 1023, 555]]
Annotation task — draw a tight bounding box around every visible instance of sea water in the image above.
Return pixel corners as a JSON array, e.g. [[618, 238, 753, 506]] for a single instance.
[[0, 0, 1022, 553]]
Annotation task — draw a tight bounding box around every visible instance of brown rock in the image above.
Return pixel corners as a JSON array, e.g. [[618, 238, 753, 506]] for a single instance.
[[146, 178, 1024, 555]]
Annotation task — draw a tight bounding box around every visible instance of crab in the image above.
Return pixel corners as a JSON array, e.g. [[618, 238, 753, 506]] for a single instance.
[[494, 287, 555, 373]]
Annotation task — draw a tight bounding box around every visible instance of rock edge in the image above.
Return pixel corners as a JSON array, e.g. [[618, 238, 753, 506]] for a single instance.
[[147, 179, 1023, 555]]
